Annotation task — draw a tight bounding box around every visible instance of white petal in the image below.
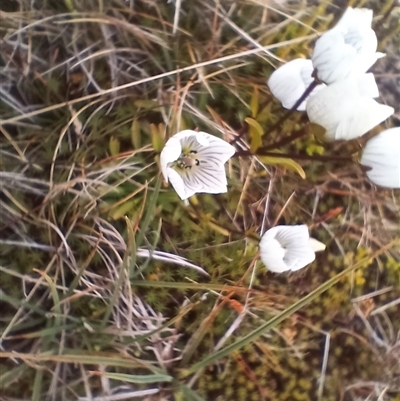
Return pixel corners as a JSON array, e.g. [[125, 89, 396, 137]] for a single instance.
[[182, 164, 228, 195], [312, 30, 357, 84], [352, 50, 384, 78], [173, 129, 202, 142], [284, 245, 316, 271], [361, 127, 400, 188], [192, 132, 211, 147], [195, 131, 236, 162], [334, 99, 394, 141], [167, 167, 198, 200], [160, 137, 182, 181], [356, 73, 379, 98], [267, 59, 324, 111], [337, 8, 373, 30], [306, 76, 394, 141], [312, 8, 380, 85], [272, 224, 310, 245], [308, 238, 326, 252], [259, 237, 289, 273]]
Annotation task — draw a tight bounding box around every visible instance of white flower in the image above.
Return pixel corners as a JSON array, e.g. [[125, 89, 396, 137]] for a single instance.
[[259, 225, 326, 273], [312, 7, 384, 84], [267, 59, 325, 111], [360, 127, 400, 188], [306, 73, 394, 141], [160, 130, 235, 200]]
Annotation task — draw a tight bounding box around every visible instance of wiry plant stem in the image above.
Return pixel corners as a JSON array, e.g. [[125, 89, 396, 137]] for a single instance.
[[264, 80, 319, 135]]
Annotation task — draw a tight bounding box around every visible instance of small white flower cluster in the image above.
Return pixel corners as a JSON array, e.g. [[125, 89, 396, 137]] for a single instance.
[[268, 8, 393, 129], [158, 8, 398, 274], [267, 7, 399, 189]]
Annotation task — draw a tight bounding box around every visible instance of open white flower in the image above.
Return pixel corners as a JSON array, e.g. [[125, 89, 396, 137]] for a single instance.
[[312, 7, 384, 84], [306, 73, 394, 141], [267, 58, 325, 111], [160, 130, 235, 200], [360, 127, 400, 188], [260, 225, 326, 273]]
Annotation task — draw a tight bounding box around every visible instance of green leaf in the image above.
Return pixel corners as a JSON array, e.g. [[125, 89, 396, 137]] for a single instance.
[[245, 117, 264, 152], [131, 119, 141, 149], [150, 124, 165, 152], [256, 103, 273, 124], [102, 372, 173, 384], [258, 155, 306, 179], [109, 136, 120, 156], [249, 87, 259, 118], [0, 352, 157, 369], [109, 199, 137, 220]]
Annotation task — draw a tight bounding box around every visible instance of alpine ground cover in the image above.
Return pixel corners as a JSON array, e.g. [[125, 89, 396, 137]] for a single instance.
[[1, 0, 399, 400]]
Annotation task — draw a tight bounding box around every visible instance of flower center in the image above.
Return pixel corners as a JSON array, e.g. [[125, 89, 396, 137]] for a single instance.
[[176, 150, 200, 170]]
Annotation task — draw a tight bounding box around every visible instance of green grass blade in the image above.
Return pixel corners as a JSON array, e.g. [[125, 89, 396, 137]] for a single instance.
[[101, 371, 173, 384]]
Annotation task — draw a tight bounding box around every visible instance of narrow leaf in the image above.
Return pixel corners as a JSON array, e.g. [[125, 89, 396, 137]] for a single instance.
[[245, 117, 264, 153], [258, 155, 306, 179], [250, 87, 259, 118], [131, 119, 141, 149], [101, 372, 173, 384], [109, 136, 120, 156]]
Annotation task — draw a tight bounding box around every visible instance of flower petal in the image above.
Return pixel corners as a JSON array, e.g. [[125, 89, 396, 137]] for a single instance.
[[173, 129, 202, 142], [160, 137, 182, 181], [284, 245, 316, 271], [167, 167, 198, 200], [355, 73, 379, 98], [182, 164, 228, 194], [272, 225, 310, 247], [259, 237, 289, 273], [267, 59, 324, 111], [308, 238, 326, 252], [337, 7, 373, 30], [361, 127, 400, 188], [195, 132, 236, 162], [312, 7, 380, 84], [312, 30, 358, 84], [306, 75, 394, 141], [334, 99, 394, 140]]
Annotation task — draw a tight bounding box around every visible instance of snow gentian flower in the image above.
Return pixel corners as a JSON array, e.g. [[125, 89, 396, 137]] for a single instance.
[[312, 7, 384, 84], [160, 130, 235, 200], [267, 59, 325, 111], [260, 225, 325, 273], [306, 73, 394, 141], [360, 127, 400, 188]]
